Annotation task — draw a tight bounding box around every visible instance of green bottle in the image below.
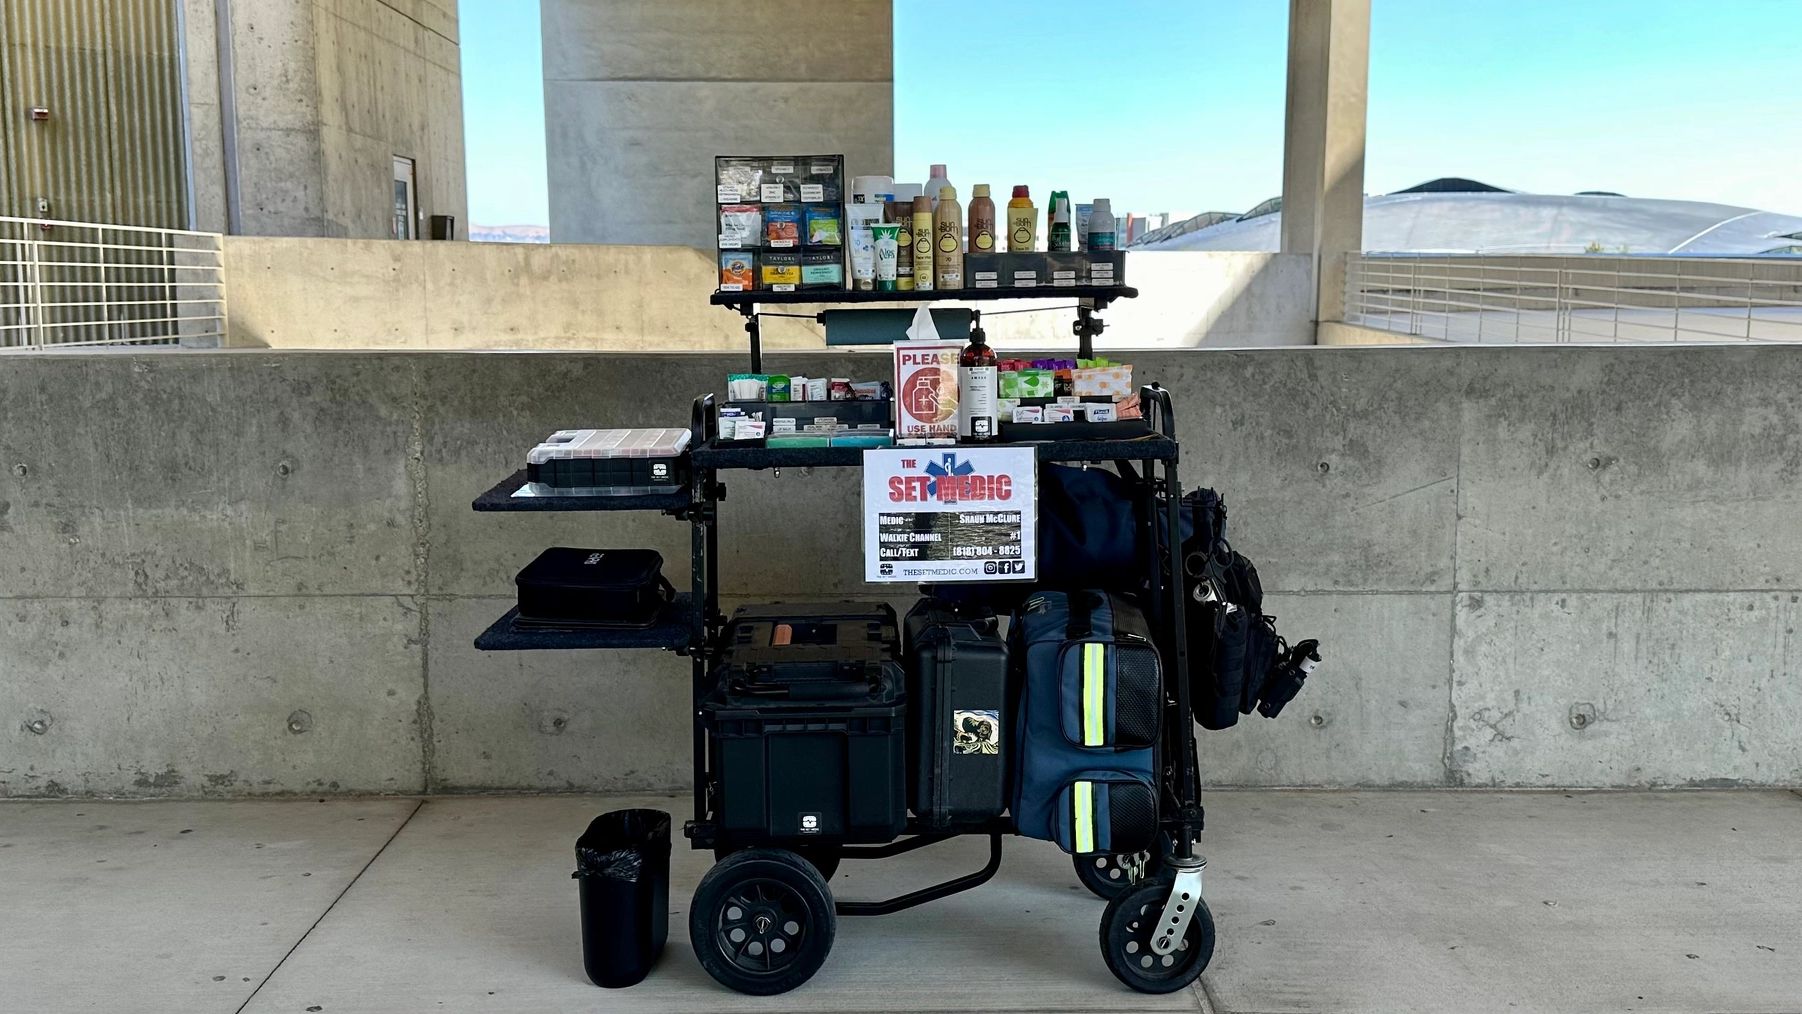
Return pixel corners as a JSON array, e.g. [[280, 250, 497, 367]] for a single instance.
[[1049, 196, 1073, 252]]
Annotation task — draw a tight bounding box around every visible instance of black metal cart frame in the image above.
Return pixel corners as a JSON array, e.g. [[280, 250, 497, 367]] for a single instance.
[[472, 286, 1211, 987]]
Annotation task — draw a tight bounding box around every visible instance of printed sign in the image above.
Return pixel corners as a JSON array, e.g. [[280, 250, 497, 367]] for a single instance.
[[892, 340, 962, 443], [862, 447, 1037, 583]]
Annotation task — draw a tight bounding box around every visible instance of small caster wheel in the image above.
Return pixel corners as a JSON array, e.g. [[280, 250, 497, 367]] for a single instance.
[[1074, 833, 1171, 900], [715, 843, 842, 881], [1099, 882, 1215, 994], [690, 848, 836, 995]]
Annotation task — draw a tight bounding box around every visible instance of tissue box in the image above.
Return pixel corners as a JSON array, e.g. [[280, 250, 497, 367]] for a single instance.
[[1014, 369, 1054, 399], [1073, 365, 1133, 398]]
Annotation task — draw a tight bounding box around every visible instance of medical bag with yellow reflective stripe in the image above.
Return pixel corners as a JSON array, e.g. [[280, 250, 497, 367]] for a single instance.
[[1009, 590, 1162, 855]]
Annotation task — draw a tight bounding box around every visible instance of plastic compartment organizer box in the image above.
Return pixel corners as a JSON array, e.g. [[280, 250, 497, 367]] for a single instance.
[[525, 428, 692, 495]]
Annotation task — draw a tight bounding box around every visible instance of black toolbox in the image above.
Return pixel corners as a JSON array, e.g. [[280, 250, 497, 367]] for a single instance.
[[514, 548, 675, 627], [706, 603, 907, 844], [903, 598, 1012, 829]]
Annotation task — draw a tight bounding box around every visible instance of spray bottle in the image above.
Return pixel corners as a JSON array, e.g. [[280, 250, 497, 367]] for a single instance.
[[933, 185, 963, 290], [910, 196, 935, 292]]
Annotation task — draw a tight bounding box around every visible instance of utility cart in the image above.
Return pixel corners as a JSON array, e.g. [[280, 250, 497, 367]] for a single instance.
[[473, 287, 1216, 995]]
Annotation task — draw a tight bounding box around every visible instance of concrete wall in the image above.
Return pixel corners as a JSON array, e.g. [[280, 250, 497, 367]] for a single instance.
[[221, 238, 1315, 349], [182, 0, 467, 238], [4, 345, 1802, 797], [542, 0, 893, 247], [314, 0, 467, 238]]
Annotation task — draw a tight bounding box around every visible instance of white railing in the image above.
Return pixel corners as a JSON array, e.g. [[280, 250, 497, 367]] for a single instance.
[[1345, 253, 1802, 344], [1, 216, 226, 350]]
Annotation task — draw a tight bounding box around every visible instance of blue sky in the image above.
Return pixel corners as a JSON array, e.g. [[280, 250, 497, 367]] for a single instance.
[[459, 0, 1802, 227]]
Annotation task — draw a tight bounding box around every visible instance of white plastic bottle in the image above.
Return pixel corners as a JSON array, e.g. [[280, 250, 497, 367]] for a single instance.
[[1087, 198, 1117, 251], [926, 164, 952, 209]]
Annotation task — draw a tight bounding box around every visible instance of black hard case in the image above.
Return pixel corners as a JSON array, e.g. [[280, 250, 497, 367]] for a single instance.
[[706, 602, 907, 844], [514, 548, 674, 627], [718, 602, 899, 694], [903, 599, 1012, 829]]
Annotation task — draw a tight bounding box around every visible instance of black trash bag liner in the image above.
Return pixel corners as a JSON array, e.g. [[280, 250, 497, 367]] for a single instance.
[[573, 809, 671, 988]]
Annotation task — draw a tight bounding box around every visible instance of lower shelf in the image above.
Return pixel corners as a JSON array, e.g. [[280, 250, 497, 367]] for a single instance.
[[474, 593, 697, 651]]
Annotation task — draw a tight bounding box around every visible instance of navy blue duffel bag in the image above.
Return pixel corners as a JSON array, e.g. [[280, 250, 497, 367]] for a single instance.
[[1010, 590, 1162, 855]]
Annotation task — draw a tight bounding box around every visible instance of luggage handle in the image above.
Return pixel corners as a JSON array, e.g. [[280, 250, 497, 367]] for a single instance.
[[773, 680, 874, 701], [732, 677, 875, 701], [729, 661, 881, 700], [1065, 591, 1100, 641]]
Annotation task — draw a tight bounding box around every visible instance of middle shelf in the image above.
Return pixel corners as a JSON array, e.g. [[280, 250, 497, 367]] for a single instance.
[[474, 593, 697, 652], [471, 469, 692, 513], [690, 434, 1178, 470]]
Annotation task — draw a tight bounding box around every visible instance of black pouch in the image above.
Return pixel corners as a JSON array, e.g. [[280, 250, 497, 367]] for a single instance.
[[1190, 550, 1279, 730], [515, 548, 675, 628]]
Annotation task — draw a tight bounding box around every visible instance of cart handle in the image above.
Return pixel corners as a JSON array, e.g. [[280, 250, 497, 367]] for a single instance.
[[690, 392, 717, 447], [1140, 383, 1175, 441]]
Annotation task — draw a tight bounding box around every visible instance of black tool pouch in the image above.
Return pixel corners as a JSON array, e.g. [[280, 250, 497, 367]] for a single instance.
[[1189, 550, 1278, 731]]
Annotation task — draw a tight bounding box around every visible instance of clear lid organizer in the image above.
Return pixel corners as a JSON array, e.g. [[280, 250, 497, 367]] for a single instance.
[[521, 428, 693, 497]]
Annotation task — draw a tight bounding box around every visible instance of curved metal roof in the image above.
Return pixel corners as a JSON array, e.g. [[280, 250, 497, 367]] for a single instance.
[[1136, 189, 1802, 256], [1393, 177, 1511, 194]]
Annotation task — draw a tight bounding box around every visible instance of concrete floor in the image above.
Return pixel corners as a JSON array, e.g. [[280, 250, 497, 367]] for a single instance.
[[1, 792, 1799, 1014]]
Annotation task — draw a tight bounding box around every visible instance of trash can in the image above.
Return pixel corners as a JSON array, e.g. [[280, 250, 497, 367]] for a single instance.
[[573, 808, 671, 988]]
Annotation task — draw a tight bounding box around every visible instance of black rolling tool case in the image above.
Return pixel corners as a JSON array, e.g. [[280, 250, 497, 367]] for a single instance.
[[514, 548, 674, 627], [903, 598, 1012, 830], [706, 602, 907, 844]]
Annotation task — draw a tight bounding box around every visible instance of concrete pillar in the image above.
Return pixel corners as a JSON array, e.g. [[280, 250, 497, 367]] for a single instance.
[[1279, 0, 1369, 327], [541, 0, 894, 248], [179, 0, 466, 239]]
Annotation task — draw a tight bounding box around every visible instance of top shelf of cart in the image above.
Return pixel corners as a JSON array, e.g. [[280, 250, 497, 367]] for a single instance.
[[709, 286, 1138, 311]]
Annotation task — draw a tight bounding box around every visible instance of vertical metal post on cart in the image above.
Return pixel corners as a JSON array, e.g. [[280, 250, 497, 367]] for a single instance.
[[736, 305, 763, 373], [1149, 386, 1201, 859], [1072, 299, 1106, 360], [688, 394, 719, 830]]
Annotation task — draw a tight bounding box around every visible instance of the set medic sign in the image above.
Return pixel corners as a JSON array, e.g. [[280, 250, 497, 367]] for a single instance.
[[861, 446, 1037, 584]]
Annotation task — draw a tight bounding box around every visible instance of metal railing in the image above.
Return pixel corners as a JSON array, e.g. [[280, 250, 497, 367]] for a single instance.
[[1345, 253, 1802, 344], [1, 216, 226, 350]]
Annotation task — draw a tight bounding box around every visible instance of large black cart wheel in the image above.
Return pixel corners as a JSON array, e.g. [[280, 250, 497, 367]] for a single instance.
[[689, 848, 837, 995], [1074, 833, 1172, 900], [715, 843, 842, 881], [1099, 881, 1215, 994]]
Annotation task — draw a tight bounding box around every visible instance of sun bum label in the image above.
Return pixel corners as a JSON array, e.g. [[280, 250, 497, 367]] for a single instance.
[[895, 221, 914, 277]]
